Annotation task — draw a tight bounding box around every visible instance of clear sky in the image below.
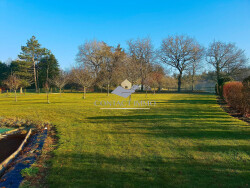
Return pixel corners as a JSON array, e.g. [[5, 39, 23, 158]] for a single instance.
[[0, 0, 249, 70]]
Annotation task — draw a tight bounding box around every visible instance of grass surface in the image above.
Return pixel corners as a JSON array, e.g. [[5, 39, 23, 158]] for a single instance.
[[0, 128, 12, 134], [0, 93, 249, 187]]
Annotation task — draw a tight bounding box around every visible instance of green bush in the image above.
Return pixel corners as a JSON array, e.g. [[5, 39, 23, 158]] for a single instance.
[[215, 77, 233, 96]]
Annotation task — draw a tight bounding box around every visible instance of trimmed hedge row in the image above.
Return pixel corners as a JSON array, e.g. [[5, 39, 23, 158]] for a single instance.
[[223, 80, 250, 117]]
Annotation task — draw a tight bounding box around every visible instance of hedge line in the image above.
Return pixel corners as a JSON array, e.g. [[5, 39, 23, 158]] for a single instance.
[[223, 79, 250, 117]]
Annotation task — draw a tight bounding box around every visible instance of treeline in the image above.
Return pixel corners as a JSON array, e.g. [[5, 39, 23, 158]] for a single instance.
[[0, 35, 249, 96]]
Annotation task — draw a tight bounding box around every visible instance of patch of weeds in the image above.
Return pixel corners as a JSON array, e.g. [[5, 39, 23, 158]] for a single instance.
[[21, 167, 39, 177], [19, 180, 34, 188]]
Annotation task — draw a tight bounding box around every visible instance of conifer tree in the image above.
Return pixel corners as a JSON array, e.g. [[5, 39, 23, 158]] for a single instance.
[[18, 36, 49, 92]]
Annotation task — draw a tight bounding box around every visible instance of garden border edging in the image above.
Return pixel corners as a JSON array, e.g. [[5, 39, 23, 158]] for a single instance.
[[0, 129, 32, 176]]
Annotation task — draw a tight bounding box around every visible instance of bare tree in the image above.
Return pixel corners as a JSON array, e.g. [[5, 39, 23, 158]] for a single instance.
[[159, 35, 201, 92], [99, 43, 113, 96], [189, 44, 204, 91], [3, 74, 21, 102], [127, 38, 154, 91], [206, 41, 248, 84], [121, 57, 141, 85], [53, 70, 69, 96], [72, 67, 94, 99], [76, 40, 104, 91]]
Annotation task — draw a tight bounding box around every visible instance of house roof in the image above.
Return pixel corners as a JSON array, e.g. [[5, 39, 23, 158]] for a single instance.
[[121, 79, 131, 85]]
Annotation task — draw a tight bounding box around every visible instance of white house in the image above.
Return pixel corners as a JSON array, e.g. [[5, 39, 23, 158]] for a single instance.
[[121, 79, 132, 89]]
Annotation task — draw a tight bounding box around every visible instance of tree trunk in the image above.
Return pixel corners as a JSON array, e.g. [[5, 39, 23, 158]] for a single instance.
[[191, 76, 194, 91], [15, 90, 17, 102], [33, 60, 38, 92], [216, 64, 221, 95], [107, 84, 109, 96], [60, 88, 62, 96], [216, 64, 221, 84], [47, 91, 50, 104], [83, 87, 86, 99], [178, 72, 182, 93], [37, 68, 39, 90], [20, 87, 23, 94], [141, 84, 144, 92]]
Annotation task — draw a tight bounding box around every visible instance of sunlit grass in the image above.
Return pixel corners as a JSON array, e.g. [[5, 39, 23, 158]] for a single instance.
[[0, 92, 249, 187]]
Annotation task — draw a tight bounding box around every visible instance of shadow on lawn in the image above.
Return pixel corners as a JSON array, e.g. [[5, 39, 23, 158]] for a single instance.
[[49, 152, 249, 188], [70, 95, 250, 187], [86, 126, 249, 140], [86, 97, 249, 140], [156, 99, 216, 104]]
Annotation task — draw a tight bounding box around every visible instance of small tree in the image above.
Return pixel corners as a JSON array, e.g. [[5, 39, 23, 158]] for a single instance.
[[127, 38, 154, 91], [10, 60, 33, 94], [72, 67, 94, 99], [53, 71, 69, 96], [3, 75, 21, 102], [146, 71, 165, 94], [44, 81, 50, 104], [189, 44, 204, 91]]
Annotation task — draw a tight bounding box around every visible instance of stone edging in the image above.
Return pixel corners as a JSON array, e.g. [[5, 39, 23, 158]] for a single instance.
[[0, 129, 32, 176]]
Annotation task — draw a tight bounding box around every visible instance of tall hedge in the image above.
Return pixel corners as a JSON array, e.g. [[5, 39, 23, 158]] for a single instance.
[[242, 76, 250, 117], [223, 81, 249, 117]]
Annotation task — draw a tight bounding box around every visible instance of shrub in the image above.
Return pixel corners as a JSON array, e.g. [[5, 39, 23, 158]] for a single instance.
[[21, 167, 39, 177], [223, 81, 249, 117], [216, 77, 233, 96], [242, 76, 250, 117]]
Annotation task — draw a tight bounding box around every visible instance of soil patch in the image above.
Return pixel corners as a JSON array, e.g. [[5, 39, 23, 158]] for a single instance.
[[0, 133, 27, 163], [217, 97, 250, 124]]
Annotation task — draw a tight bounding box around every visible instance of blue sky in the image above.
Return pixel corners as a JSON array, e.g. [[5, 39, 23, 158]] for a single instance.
[[0, 0, 249, 70]]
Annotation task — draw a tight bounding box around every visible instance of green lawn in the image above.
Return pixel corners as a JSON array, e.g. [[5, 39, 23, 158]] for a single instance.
[[0, 93, 249, 187], [0, 127, 12, 134]]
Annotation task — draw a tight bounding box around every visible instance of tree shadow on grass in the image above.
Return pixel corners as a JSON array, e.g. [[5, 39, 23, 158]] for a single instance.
[[185, 145, 250, 155], [49, 152, 250, 188], [86, 103, 249, 140], [156, 99, 216, 105]]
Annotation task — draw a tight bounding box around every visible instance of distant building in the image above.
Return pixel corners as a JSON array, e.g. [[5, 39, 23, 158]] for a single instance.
[[121, 79, 132, 89]]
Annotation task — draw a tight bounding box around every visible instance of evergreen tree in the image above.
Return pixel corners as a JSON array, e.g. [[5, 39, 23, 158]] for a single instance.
[[38, 54, 60, 88], [10, 60, 33, 92], [18, 36, 49, 91], [0, 61, 10, 87]]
